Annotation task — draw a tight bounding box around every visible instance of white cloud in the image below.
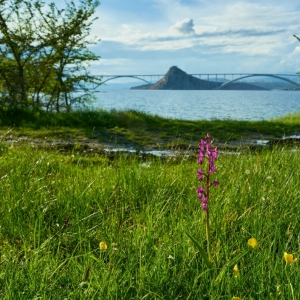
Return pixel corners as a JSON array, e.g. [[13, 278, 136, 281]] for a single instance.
[[279, 45, 300, 73], [85, 0, 300, 74], [171, 18, 195, 35]]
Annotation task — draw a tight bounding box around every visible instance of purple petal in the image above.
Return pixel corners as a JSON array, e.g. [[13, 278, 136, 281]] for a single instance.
[[201, 196, 208, 204], [197, 186, 204, 194]]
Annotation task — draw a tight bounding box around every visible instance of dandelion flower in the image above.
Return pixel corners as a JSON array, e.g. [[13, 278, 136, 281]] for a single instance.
[[99, 241, 108, 251], [248, 238, 258, 249], [233, 264, 239, 277], [284, 252, 297, 264]]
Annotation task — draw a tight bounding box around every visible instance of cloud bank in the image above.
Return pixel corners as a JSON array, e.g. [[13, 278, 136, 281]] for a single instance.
[[87, 0, 300, 74]]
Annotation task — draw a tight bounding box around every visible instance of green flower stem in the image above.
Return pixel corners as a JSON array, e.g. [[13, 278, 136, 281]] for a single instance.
[[206, 209, 211, 262], [206, 171, 211, 262]]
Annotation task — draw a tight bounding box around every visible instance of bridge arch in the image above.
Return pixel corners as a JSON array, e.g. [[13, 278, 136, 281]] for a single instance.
[[216, 74, 300, 90], [101, 75, 152, 85]]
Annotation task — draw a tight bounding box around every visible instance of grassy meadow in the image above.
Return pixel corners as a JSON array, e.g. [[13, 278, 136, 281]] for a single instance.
[[0, 110, 300, 300], [0, 108, 300, 299]]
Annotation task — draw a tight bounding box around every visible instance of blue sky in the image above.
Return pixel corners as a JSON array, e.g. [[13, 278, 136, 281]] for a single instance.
[[58, 0, 300, 76]]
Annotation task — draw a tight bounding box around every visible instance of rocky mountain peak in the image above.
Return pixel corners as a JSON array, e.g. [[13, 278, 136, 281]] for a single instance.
[[165, 66, 187, 76]]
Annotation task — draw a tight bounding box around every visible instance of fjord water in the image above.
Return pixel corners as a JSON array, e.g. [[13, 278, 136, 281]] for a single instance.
[[92, 90, 300, 121]]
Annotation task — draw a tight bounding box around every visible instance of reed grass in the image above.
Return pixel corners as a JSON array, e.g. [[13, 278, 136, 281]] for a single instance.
[[0, 143, 299, 299]]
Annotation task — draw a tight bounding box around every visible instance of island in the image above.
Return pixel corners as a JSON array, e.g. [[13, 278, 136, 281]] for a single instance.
[[131, 66, 268, 90]]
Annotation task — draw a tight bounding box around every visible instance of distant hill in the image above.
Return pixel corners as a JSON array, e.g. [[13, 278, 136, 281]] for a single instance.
[[131, 66, 268, 90]]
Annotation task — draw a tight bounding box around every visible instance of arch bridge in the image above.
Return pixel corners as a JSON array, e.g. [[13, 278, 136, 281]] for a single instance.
[[216, 74, 300, 90], [97, 75, 153, 87], [93, 73, 300, 90]]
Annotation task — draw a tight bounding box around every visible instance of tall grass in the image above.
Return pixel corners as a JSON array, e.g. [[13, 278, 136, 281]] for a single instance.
[[0, 144, 299, 299], [271, 110, 300, 125], [1, 108, 300, 147]]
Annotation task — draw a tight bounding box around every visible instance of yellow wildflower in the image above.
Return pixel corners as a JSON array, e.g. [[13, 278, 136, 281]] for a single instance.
[[99, 241, 108, 251], [233, 264, 239, 277], [232, 297, 241, 300], [284, 252, 297, 264], [248, 238, 258, 249]]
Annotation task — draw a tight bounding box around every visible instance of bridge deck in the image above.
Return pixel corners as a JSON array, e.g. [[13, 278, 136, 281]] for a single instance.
[[89, 73, 300, 90]]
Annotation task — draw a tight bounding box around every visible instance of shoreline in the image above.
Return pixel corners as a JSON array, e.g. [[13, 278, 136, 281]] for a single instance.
[[2, 134, 300, 157], [1, 108, 299, 152]]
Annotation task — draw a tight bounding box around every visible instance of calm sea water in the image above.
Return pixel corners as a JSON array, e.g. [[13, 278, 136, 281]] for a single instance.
[[91, 90, 300, 121]]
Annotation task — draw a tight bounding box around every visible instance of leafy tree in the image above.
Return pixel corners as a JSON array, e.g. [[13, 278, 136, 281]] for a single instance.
[[0, 0, 38, 108], [0, 0, 101, 112]]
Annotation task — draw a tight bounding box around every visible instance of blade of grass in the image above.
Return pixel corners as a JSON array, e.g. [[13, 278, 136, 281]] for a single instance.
[[185, 231, 212, 269]]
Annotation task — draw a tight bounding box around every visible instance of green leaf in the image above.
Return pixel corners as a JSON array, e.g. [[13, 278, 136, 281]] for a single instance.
[[214, 250, 249, 285], [185, 231, 212, 268]]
